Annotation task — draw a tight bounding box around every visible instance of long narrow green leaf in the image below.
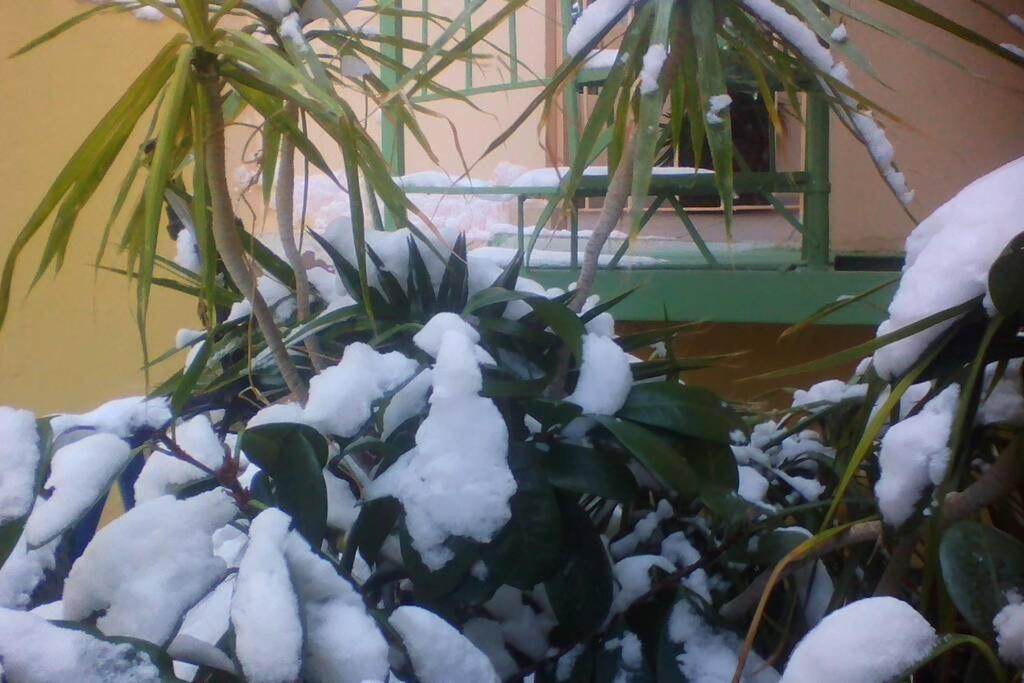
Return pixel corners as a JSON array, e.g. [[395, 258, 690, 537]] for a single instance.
[[139, 48, 196, 328], [690, 0, 734, 234], [11, 4, 122, 57]]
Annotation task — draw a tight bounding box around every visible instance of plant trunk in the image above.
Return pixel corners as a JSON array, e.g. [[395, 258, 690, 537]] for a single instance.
[[276, 103, 326, 373], [568, 132, 635, 314], [198, 66, 309, 404]]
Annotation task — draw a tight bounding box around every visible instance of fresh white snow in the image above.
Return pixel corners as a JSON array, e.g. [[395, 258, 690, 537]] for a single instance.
[[780, 597, 937, 683], [284, 531, 390, 683], [372, 329, 515, 569], [0, 607, 161, 682], [639, 44, 668, 95], [134, 415, 226, 503], [232, 509, 303, 683], [791, 380, 868, 408], [0, 407, 40, 525], [50, 396, 171, 441], [994, 591, 1024, 668], [63, 491, 237, 645], [567, 334, 634, 416], [875, 384, 960, 527], [874, 157, 1024, 379], [25, 433, 131, 548], [389, 605, 501, 683], [565, 0, 633, 57]]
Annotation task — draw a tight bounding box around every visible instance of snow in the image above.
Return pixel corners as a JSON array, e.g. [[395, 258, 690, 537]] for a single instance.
[[463, 618, 518, 680], [1002, 43, 1024, 59], [585, 48, 621, 69], [300, 0, 359, 23], [661, 531, 711, 602], [669, 600, 780, 683], [413, 312, 478, 357], [170, 576, 235, 680], [1011, 14, 1024, 33], [304, 343, 419, 437], [0, 407, 40, 524], [610, 500, 673, 558], [382, 369, 433, 439], [63, 491, 237, 645], [874, 157, 1024, 378], [283, 532, 390, 683], [0, 522, 59, 609], [742, 0, 913, 204], [510, 165, 712, 188], [0, 607, 161, 682], [781, 597, 937, 683], [249, 0, 291, 20], [315, 475, 356, 537], [875, 384, 959, 527], [737, 466, 771, 505], [174, 228, 200, 273], [565, 0, 633, 56], [232, 509, 302, 683], [791, 379, 868, 408], [50, 396, 171, 440], [978, 360, 1024, 426], [229, 274, 295, 324], [606, 631, 644, 670], [134, 415, 225, 503], [706, 94, 733, 126], [483, 586, 556, 660], [830, 23, 847, 43], [568, 334, 634, 416], [25, 433, 131, 548], [610, 555, 676, 616], [475, 246, 661, 268], [372, 330, 515, 569], [640, 44, 668, 95], [994, 591, 1024, 668], [389, 605, 501, 683]]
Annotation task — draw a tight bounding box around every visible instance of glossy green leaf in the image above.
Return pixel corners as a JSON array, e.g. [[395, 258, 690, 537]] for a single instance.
[[240, 423, 329, 545], [619, 382, 742, 444], [593, 416, 699, 498], [988, 232, 1024, 318], [544, 495, 614, 640], [941, 521, 1024, 637], [544, 443, 637, 502]]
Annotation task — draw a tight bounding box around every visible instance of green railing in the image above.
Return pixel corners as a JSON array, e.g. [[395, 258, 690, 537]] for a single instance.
[[376, 1, 899, 324]]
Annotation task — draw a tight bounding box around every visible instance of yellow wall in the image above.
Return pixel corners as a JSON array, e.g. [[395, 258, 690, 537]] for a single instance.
[[0, 3, 194, 414]]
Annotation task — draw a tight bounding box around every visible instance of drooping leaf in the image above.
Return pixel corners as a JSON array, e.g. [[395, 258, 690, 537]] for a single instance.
[[593, 417, 699, 499], [544, 495, 614, 640], [342, 495, 402, 573], [618, 382, 742, 444], [239, 423, 328, 545], [544, 443, 637, 502], [483, 443, 562, 589], [988, 232, 1024, 318]]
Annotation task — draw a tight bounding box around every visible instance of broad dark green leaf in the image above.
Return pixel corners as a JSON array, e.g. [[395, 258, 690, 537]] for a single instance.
[[941, 521, 1024, 637], [593, 417, 699, 498], [400, 527, 478, 601], [342, 495, 401, 573], [619, 382, 741, 444], [483, 443, 562, 588], [240, 423, 328, 545], [544, 443, 637, 502], [544, 496, 614, 640]]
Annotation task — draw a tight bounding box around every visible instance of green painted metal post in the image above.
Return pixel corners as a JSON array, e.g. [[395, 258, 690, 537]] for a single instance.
[[802, 89, 831, 269], [380, 0, 406, 231], [561, 0, 580, 161]]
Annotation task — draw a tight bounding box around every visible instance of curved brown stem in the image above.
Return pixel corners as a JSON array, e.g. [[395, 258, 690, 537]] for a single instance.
[[198, 63, 308, 404], [275, 103, 326, 373], [568, 132, 635, 314]]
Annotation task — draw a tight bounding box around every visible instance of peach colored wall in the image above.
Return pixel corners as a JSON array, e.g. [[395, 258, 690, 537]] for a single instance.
[[830, 0, 1024, 252]]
